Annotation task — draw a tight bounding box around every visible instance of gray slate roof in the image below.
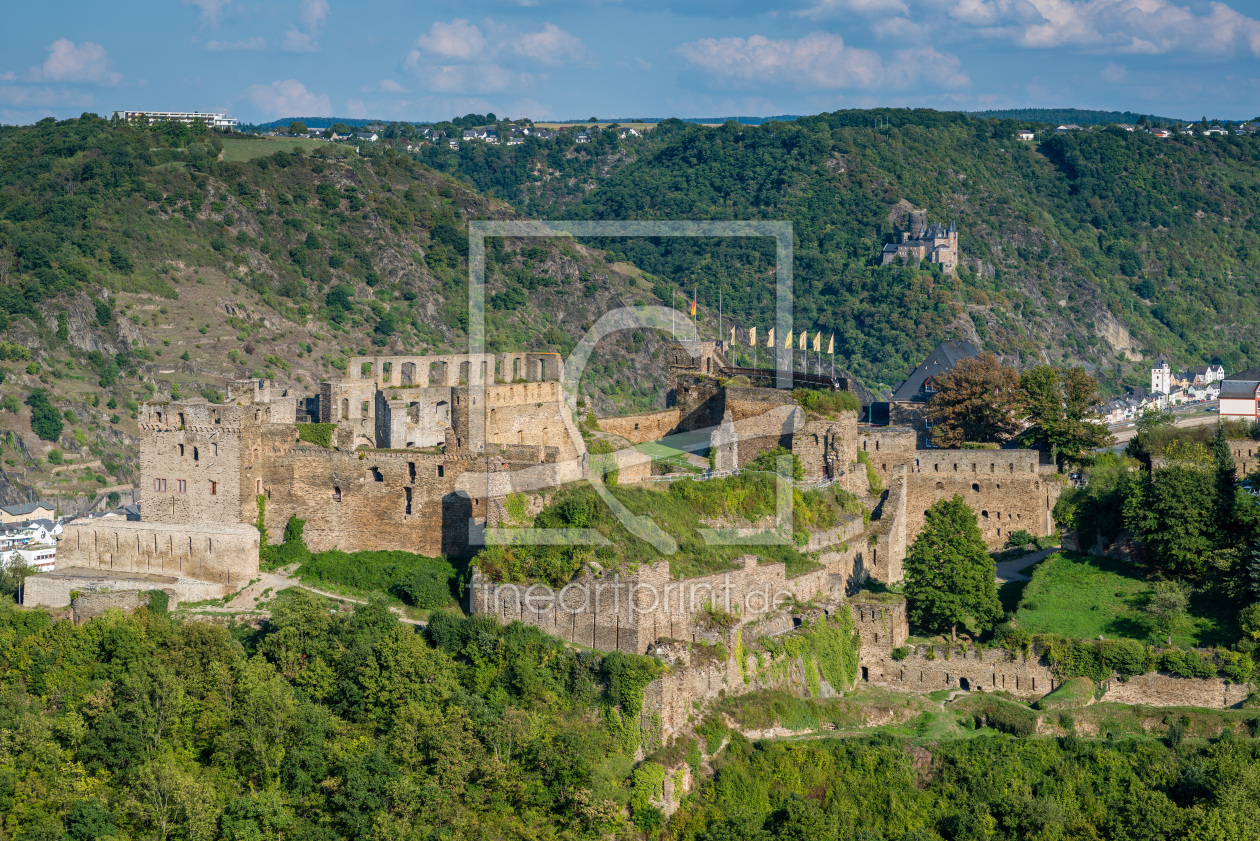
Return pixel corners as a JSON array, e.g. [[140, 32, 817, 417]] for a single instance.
[[0, 502, 53, 517], [1219, 367, 1260, 399], [891, 340, 979, 402]]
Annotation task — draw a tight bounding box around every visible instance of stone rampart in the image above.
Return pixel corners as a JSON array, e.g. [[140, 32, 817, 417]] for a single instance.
[[471, 555, 835, 654], [57, 520, 259, 590], [597, 409, 681, 444], [1099, 673, 1251, 708]]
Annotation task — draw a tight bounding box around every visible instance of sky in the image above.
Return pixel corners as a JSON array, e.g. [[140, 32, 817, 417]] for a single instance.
[[3, 0, 1260, 125]]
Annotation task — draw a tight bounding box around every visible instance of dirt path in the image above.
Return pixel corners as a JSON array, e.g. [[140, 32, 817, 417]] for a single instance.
[[181, 565, 426, 626], [994, 546, 1058, 583]]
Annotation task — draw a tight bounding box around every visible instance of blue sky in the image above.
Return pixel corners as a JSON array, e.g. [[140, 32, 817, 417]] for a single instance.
[[4, 0, 1260, 125]]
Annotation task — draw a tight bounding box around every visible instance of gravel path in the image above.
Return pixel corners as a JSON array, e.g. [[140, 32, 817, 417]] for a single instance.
[[994, 546, 1059, 583]]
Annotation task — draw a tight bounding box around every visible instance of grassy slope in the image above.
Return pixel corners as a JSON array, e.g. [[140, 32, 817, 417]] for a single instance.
[[1012, 551, 1240, 647], [0, 116, 670, 508]]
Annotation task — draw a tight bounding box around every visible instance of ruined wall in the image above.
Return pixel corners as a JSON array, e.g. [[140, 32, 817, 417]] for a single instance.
[[671, 375, 724, 433], [903, 451, 1059, 546], [887, 402, 931, 447], [139, 402, 254, 527], [1099, 672, 1251, 708], [1229, 439, 1260, 477], [471, 555, 835, 654], [57, 520, 259, 590], [794, 414, 859, 480], [853, 600, 1058, 698], [597, 409, 681, 444]]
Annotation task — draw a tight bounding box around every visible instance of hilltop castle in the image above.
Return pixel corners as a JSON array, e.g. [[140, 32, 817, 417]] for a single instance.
[[880, 209, 959, 273]]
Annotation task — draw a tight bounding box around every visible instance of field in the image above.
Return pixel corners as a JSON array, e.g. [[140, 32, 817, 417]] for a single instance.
[[219, 135, 338, 161], [1012, 552, 1240, 647]]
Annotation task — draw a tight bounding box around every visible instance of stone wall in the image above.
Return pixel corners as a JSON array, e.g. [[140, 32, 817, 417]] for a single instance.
[[1229, 439, 1260, 477], [471, 555, 836, 654], [57, 520, 259, 590], [794, 414, 859, 480], [26, 570, 223, 608], [1099, 672, 1251, 708], [597, 409, 681, 444], [887, 402, 930, 447]]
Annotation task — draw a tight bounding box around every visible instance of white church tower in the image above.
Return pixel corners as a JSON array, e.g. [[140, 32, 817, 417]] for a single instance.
[[1151, 356, 1172, 394]]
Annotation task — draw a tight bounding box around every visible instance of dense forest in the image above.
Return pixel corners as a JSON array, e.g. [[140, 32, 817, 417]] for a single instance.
[[0, 593, 666, 840]]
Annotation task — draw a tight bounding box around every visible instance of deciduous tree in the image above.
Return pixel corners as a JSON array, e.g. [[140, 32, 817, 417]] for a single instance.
[[1019, 365, 1114, 463], [904, 495, 1001, 640], [927, 352, 1023, 447]]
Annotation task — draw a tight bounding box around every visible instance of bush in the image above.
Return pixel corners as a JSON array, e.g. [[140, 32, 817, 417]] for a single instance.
[[25, 390, 63, 441], [296, 423, 335, 448], [47, 449, 63, 465], [969, 699, 1038, 736], [298, 547, 459, 608]]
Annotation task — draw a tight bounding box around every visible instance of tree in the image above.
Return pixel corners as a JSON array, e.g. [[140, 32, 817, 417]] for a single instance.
[[1124, 464, 1219, 578], [927, 352, 1023, 447], [25, 389, 64, 441], [1145, 580, 1189, 645], [1019, 365, 1114, 464], [904, 495, 1002, 640], [288, 121, 308, 136]]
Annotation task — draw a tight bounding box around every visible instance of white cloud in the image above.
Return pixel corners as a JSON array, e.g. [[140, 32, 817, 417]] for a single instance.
[[283, 0, 331, 53], [244, 79, 331, 117], [415, 19, 486, 60], [1101, 60, 1127, 81], [34, 39, 121, 85], [676, 31, 968, 90], [186, 0, 231, 26], [206, 37, 266, 51], [298, 0, 330, 31], [511, 22, 586, 64], [795, 0, 910, 20], [950, 0, 1260, 56], [406, 18, 584, 93], [0, 72, 14, 82], [362, 79, 408, 93]]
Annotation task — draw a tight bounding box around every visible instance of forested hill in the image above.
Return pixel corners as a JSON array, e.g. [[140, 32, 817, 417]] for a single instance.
[[968, 108, 1187, 126], [554, 108, 1260, 391], [0, 115, 668, 509]]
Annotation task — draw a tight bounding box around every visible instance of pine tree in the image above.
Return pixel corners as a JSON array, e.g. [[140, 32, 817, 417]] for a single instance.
[[904, 495, 1002, 640]]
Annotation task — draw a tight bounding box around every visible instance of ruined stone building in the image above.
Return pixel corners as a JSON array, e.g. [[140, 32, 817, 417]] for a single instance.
[[138, 352, 578, 557]]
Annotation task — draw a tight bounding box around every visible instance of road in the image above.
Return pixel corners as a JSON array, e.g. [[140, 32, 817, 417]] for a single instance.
[[1107, 402, 1219, 445]]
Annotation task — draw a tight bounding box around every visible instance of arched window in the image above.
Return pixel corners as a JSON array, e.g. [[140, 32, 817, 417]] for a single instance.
[[333, 486, 342, 502]]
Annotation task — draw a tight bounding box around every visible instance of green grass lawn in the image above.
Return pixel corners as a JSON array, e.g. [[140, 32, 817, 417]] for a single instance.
[[220, 136, 335, 161], [1012, 552, 1240, 647]]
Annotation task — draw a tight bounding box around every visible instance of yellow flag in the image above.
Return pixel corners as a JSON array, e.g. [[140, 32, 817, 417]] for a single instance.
[[799, 331, 807, 351], [827, 334, 834, 355], [784, 330, 792, 349], [766, 327, 774, 348], [749, 326, 757, 347], [813, 331, 821, 352], [729, 326, 736, 345]]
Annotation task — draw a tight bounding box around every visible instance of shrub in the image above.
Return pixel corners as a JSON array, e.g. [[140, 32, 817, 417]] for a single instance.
[[297, 547, 459, 608], [296, 423, 336, 448], [25, 390, 63, 441], [47, 449, 63, 465], [891, 646, 910, 661]]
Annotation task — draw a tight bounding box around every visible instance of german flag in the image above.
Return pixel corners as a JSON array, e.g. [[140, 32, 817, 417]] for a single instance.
[[689, 297, 696, 317]]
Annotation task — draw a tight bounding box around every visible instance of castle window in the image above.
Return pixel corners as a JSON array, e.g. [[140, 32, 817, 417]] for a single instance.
[[371, 467, 383, 482], [981, 510, 989, 519], [361, 401, 369, 418], [178, 413, 185, 426], [405, 487, 412, 515], [972, 483, 980, 492], [882, 464, 887, 471], [333, 486, 341, 502], [634, 423, 639, 431], [408, 462, 416, 482], [176, 479, 187, 493], [193, 447, 199, 462], [256, 479, 262, 494], [341, 398, 349, 419], [209, 481, 217, 496], [156, 412, 163, 424], [178, 444, 185, 457], [154, 478, 167, 492], [437, 465, 444, 477], [214, 412, 220, 425]]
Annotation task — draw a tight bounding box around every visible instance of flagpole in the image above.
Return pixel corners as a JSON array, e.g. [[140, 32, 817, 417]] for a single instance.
[[671, 290, 675, 339], [693, 287, 697, 340], [718, 287, 722, 347]]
